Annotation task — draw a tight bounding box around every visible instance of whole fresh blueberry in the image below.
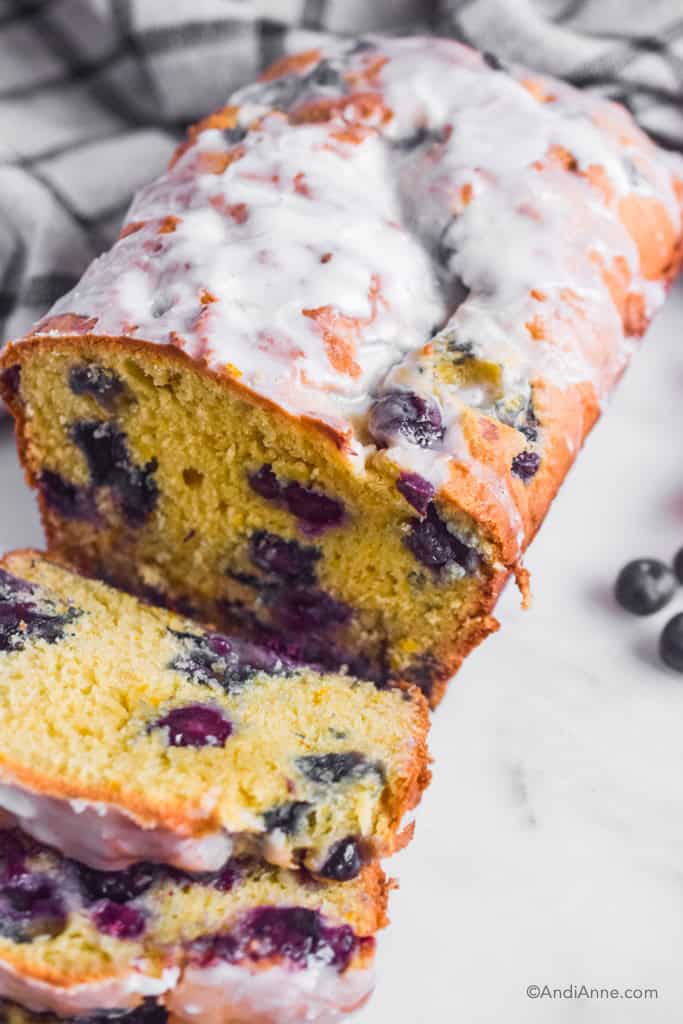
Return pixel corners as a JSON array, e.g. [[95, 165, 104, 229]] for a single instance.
[[660, 613, 683, 672], [673, 548, 683, 584], [152, 704, 233, 748], [511, 451, 540, 482], [368, 391, 444, 449], [318, 837, 362, 881], [92, 900, 146, 939], [614, 559, 676, 616], [250, 531, 320, 583], [404, 505, 480, 574]]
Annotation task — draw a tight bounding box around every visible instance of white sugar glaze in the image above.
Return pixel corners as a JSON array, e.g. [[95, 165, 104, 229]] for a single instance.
[[0, 958, 178, 1016], [24, 36, 682, 556], [166, 959, 374, 1024], [0, 778, 233, 872]]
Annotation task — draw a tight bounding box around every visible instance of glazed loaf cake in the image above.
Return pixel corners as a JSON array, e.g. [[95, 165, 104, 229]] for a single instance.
[[0, 551, 429, 880], [0, 827, 385, 1023], [2, 37, 682, 704]]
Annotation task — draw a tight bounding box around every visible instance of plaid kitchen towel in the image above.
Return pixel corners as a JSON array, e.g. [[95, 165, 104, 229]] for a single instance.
[[0, 0, 682, 347]]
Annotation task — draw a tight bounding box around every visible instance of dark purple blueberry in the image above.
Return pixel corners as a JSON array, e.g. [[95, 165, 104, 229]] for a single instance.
[[247, 465, 344, 533], [0, 364, 20, 399], [403, 654, 440, 701], [274, 589, 351, 632], [660, 613, 683, 672], [404, 505, 480, 574], [673, 548, 683, 584], [0, 569, 80, 653], [250, 531, 320, 583], [76, 862, 158, 905], [0, 830, 28, 880], [511, 450, 540, 482], [69, 363, 126, 410], [318, 837, 362, 882], [71, 419, 129, 484], [92, 900, 146, 939], [296, 752, 383, 786], [169, 629, 293, 693], [263, 801, 312, 835], [70, 420, 158, 526], [192, 906, 359, 972], [483, 50, 506, 71], [393, 125, 441, 151], [0, 872, 67, 941], [396, 473, 435, 516], [283, 482, 344, 532], [224, 125, 247, 145], [152, 704, 233, 748], [110, 459, 159, 528], [368, 391, 444, 449], [615, 559, 676, 616], [248, 464, 282, 501], [78, 1001, 169, 1023], [38, 470, 99, 522]]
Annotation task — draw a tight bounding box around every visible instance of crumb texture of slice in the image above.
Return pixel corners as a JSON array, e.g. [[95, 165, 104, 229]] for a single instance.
[[0, 551, 429, 877], [2, 36, 681, 705]]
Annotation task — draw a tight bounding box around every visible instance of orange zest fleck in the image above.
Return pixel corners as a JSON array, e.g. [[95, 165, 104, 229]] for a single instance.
[[169, 105, 240, 168], [200, 289, 217, 305], [197, 146, 245, 175], [259, 50, 322, 83], [302, 274, 385, 378], [293, 172, 311, 197], [525, 316, 545, 340], [119, 221, 146, 239], [158, 215, 180, 234]]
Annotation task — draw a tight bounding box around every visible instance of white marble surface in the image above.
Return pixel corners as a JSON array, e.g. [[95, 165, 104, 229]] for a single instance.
[[1, 284, 682, 1022]]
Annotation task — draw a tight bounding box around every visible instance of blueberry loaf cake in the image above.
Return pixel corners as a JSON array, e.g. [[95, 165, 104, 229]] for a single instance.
[[0, 551, 429, 880], [0, 827, 385, 1023], [2, 38, 682, 705]]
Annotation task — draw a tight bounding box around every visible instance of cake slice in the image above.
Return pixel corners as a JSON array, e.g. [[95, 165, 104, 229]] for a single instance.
[[0, 551, 429, 879], [2, 36, 681, 706], [0, 827, 384, 1023]]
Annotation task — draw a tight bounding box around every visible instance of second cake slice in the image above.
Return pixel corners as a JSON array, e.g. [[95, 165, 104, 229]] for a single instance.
[[0, 551, 429, 879]]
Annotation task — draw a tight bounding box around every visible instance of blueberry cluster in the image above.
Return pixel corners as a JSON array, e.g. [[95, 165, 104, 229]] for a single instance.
[[0, 568, 80, 654], [168, 628, 293, 694], [188, 906, 360, 972], [614, 549, 683, 671]]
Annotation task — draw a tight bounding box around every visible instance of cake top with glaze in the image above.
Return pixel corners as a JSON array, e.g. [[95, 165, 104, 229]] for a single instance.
[[21, 37, 682, 505]]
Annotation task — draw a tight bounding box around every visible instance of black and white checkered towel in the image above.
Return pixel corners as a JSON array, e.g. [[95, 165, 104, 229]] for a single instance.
[[1, 0, 682, 346]]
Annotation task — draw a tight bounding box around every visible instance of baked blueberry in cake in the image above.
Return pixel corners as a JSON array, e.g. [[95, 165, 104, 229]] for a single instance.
[[0, 828, 384, 1023], [2, 37, 681, 704], [0, 551, 429, 879]]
